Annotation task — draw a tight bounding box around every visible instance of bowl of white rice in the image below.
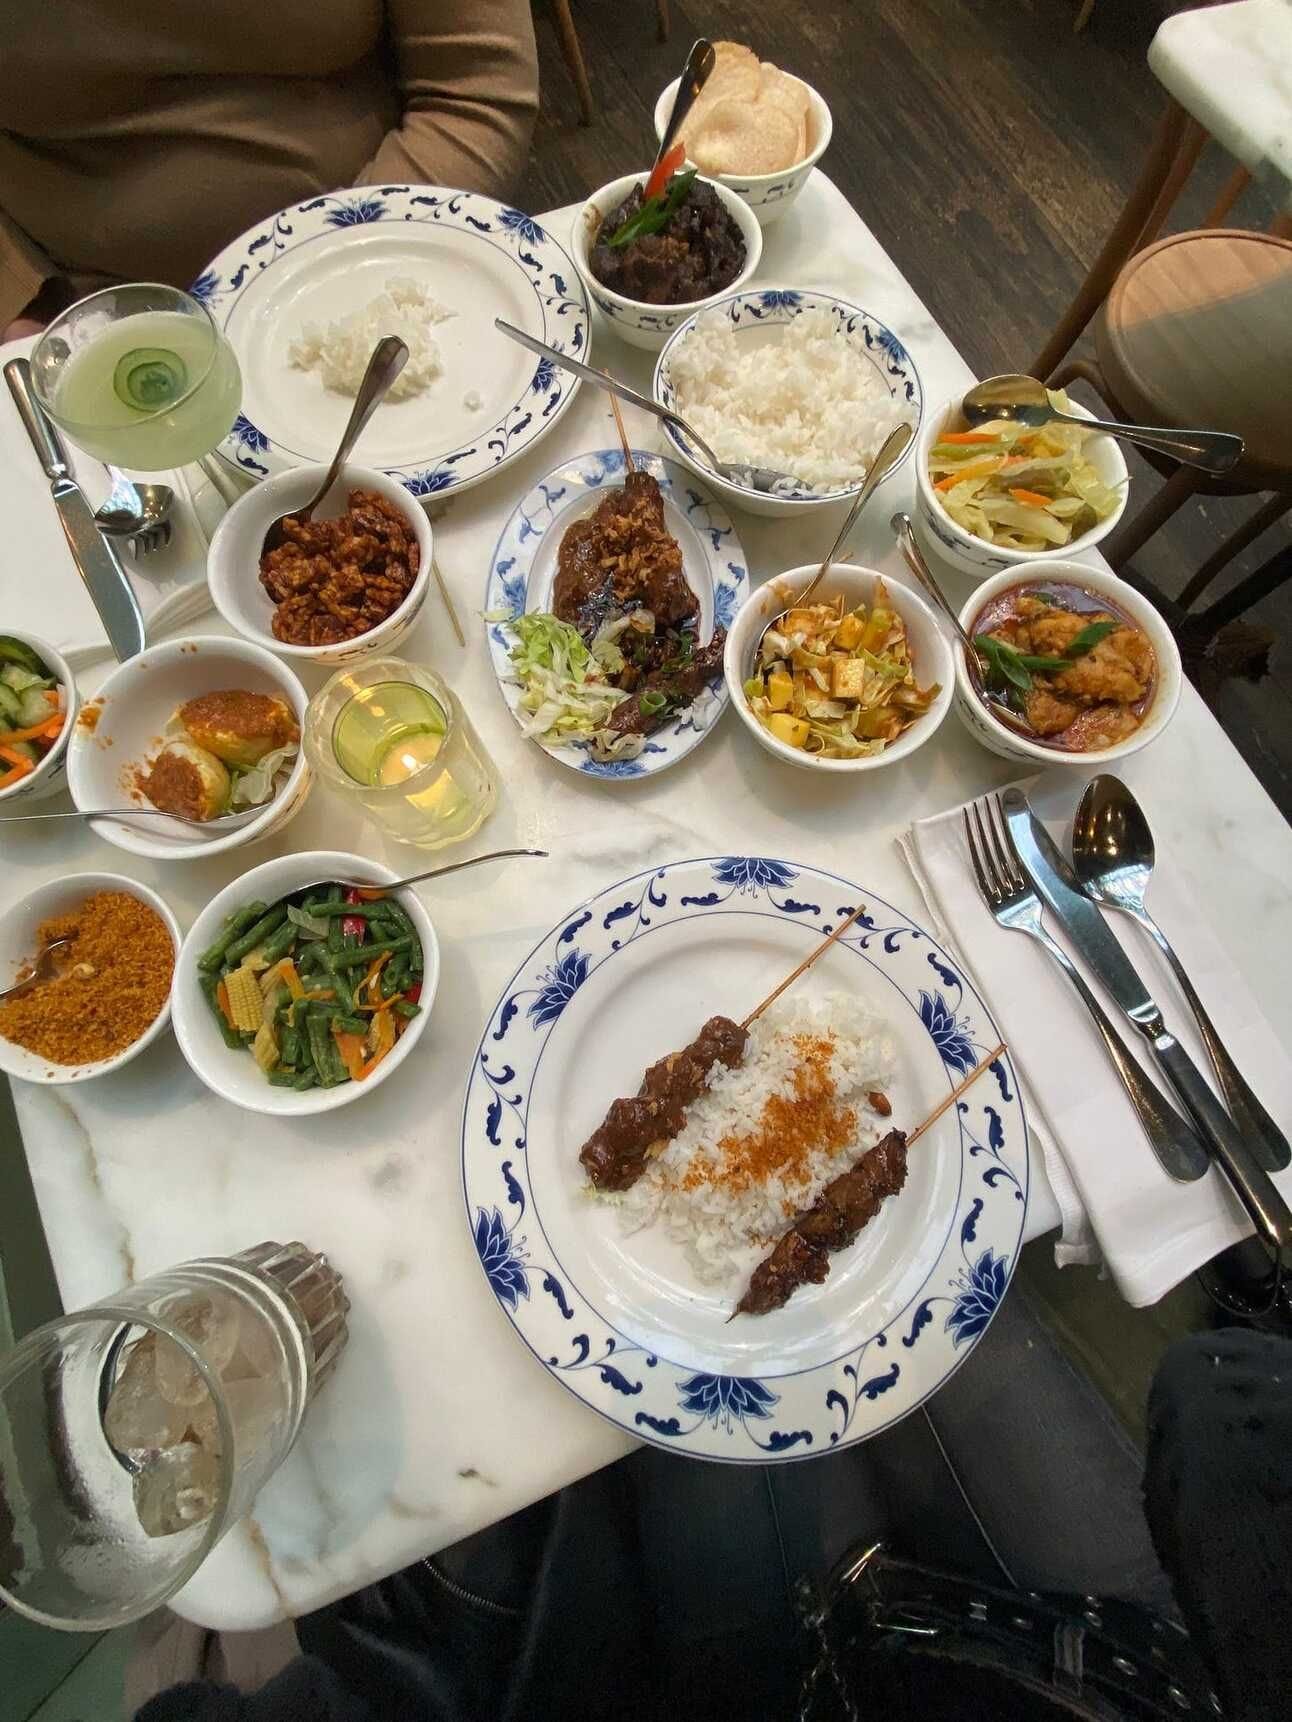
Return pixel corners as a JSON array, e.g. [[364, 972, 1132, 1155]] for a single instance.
[[653, 288, 922, 518]]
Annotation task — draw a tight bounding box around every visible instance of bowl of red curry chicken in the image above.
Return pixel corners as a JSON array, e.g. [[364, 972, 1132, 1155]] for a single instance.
[[953, 561, 1181, 766]]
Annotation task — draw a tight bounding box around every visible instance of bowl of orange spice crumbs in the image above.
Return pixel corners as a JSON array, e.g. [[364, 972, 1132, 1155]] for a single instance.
[[0, 874, 180, 1084]]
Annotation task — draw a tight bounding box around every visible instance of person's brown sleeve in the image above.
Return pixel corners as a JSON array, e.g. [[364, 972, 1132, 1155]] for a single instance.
[[0, 208, 55, 330], [357, 0, 539, 200]]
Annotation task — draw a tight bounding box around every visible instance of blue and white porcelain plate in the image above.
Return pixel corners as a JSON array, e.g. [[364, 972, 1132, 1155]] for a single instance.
[[653, 287, 923, 507], [462, 857, 1029, 1461], [483, 450, 748, 779], [195, 187, 589, 496]]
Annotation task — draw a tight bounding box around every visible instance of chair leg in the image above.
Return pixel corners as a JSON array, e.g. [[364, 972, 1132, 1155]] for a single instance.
[[551, 0, 594, 125], [1046, 357, 1108, 395], [1190, 536, 1292, 636], [1102, 465, 1200, 571], [1134, 119, 1206, 251], [656, 0, 670, 42], [1030, 100, 1192, 382], [1178, 491, 1292, 609], [1205, 164, 1250, 227]]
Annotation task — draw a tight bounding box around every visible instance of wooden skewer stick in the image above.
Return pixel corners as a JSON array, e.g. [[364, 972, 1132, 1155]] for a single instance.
[[430, 555, 466, 649], [908, 1044, 1007, 1145], [741, 904, 870, 1030], [606, 377, 636, 473]]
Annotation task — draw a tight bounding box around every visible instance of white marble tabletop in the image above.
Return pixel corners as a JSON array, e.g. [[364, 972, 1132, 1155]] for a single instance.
[[1150, 0, 1292, 203], [7, 171, 1292, 1630]]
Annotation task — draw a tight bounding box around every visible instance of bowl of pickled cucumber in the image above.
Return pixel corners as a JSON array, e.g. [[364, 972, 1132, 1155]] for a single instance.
[[172, 850, 438, 1115], [0, 631, 77, 805]]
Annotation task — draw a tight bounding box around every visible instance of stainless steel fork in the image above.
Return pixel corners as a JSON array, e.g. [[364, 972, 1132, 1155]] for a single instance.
[[964, 794, 1209, 1182]]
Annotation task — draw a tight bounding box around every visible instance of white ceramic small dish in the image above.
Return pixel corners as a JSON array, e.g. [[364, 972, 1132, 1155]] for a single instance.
[[724, 563, 954, 772], [0, 631, 78, 807], [912, 394, 1130, 581], [571, 172, 762, 352], [207, 463, 433, 665], [953, 560, 1182, 766], [172, 850, 438, 1118], [0, 873, 180, 1085], [653, 287, 922, 518], [653, 71, 832, 225], [66, 636, 311, 861]]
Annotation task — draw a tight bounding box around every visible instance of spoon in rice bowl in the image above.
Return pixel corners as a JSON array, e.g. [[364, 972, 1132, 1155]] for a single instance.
[[747, 422, 912, 673], [494, 320, 806, 496]]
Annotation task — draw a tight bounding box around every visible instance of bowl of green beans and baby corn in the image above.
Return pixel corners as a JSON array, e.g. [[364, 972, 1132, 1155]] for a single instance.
[[171, 851, 438, 1116]]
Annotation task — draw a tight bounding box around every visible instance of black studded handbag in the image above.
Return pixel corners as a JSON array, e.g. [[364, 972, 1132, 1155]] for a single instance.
[[795, 1542, 1223, 1722]]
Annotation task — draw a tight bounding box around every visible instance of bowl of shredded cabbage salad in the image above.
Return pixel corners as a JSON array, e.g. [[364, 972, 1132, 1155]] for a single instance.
[[914, 391, 1128, 579]]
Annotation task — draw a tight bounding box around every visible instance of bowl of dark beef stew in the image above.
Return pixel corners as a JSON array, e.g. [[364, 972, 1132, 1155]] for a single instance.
[[573, 169, 761, 351], [953, 561, 1182, 766]]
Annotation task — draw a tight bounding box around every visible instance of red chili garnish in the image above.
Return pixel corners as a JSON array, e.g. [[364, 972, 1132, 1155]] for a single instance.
[[342, 887, 366, 941], [644, 139, 686, 204], [405, 983, 422, 1005]]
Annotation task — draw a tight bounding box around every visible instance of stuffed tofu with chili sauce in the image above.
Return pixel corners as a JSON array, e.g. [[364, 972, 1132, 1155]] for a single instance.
[[744, 582, 939, 758], [196, 883, 424, 1091]]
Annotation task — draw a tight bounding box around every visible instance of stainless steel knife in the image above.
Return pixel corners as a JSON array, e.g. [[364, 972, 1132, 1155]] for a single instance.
[[5, 357, 145, 663], [1001, 786, 1292, 1260]]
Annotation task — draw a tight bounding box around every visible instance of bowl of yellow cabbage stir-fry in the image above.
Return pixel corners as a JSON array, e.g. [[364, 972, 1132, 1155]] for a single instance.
[[724, 564, 953, 771], [913, 392, 1128, 580]]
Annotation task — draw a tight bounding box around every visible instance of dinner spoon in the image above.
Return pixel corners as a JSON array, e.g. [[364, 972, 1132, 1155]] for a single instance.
[[0, 937, 73, 1003], [1071, 774, 1290, 1172], [652, 38, 716, 174], [960, 373, 1244, 476], [3, 804, 264, 832], [260, 335, 409, 560], [889, 511, 1036, 739], [326, 848, 549, 895], [94, 469, 175, 541], [494, 319, 807, 496], [747, 422, 912, 671]]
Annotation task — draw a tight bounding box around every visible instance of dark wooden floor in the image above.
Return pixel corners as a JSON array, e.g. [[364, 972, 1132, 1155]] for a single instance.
[[520, 0, 1292, 820]]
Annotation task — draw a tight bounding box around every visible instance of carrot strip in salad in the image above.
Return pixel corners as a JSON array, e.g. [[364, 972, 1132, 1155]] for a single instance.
[[358, 1009, 397, 1079], [0, 745, 35, 773], [333, 1030, 368, 1082], [934, 457, 1003, 490], [937, 430, 999, 444], [1009, 487, 1055, 508], [2, 715, 63, 743]]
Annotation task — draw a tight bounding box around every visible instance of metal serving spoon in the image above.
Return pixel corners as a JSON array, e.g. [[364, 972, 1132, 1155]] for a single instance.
[[653, 38, 716, 173], [322, 848, 549, 895], [1071, 774, 1290, 1172], [4, 804, 264, 832], [748, 423, 912, 672], [889, 511, 1036, 739], [95, 468, 174, 537], [0, 937, 73, 1003], [960, 373, 1244, 476], [260, 335, 408, 560], [494, 320, 808, 497]]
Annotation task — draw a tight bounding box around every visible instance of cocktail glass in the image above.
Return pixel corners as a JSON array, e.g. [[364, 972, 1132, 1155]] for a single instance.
[[0, 1241, 347, 1630], [29, 283, 242, 471]]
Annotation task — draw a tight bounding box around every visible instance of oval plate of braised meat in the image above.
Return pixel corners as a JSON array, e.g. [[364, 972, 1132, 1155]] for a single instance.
[[484, 449, 748, 778], [461, 856, 1029, 1461]]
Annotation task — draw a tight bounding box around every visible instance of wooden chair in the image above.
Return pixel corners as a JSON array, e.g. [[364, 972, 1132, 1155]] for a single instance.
[[1045, 229, 1292, 611], [548, 1, 671, 127]]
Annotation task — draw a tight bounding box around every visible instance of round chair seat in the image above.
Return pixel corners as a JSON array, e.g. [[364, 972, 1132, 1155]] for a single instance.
[[1095, 228, 1292, 488]]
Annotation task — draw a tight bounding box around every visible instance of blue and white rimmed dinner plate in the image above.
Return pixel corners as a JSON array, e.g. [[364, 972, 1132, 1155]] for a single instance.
[[195, 187, 589, 496], [653, 287, 923, 506], [462, 856, 1029, 1461], [483, 449, 748, 779]]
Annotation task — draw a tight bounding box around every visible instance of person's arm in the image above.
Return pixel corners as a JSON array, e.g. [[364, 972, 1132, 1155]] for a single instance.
[[357, 0, 539, 201], [1, 209, 55, 339]]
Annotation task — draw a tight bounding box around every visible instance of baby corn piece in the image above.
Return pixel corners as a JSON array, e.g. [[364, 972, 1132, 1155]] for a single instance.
[[224, 965, 265, 1035]]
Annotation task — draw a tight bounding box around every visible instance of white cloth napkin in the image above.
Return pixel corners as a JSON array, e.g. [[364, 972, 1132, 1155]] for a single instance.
[[900, 771, 1292, 1305], [2, 334, 224, 667]]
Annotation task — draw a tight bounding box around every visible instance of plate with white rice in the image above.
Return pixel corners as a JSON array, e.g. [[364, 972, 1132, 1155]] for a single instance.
[[461, 855, 1028, 1462], [653, 287, 922, 517], [195, 186, 590, 497]]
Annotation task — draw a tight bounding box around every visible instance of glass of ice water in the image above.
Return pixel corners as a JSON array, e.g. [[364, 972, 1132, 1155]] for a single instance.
[[0, 1241, 347, 1631]]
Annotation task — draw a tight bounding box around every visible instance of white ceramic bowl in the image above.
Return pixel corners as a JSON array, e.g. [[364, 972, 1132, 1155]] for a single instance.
[[953, 560, 1182, 766], [208, 464, 433, 665], [654, 287, 923, 518], [0, 631, 78, 807], [724, 562, 954, 772], [172, 850, 439, 1118], [571, 172, 762, 352], [653, 72, 833, 225], [912, 394, 1129, 581], [66, 636, 311, 861], [0, 873, 180, 1085]]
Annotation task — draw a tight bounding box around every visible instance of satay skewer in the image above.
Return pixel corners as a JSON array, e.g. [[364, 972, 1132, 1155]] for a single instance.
[[741, 904, 870, 1030], [605, 378, 636, 473], [908, 1043, 1007, 1143]]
